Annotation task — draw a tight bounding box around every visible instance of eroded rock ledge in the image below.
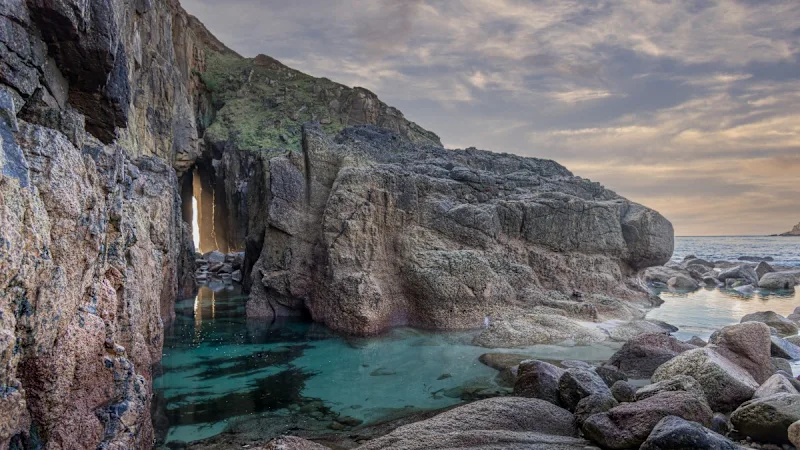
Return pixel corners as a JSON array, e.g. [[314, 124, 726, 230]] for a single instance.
[[244, 125, 674, 337]]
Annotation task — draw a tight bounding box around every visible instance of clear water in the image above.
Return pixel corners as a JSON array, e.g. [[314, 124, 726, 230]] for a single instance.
[[672, 235, 800, 267], [153, 287, 620, 444], [154, 236, 800, 445]]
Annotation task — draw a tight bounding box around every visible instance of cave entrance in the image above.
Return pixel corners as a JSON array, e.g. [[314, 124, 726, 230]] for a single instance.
[[181, 164, 233, 254], [180, 161, 245, 289]]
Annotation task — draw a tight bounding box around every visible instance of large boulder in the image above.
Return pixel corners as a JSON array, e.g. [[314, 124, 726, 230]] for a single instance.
[[759, 271, 800, 290], [354, 397, 588, 450], [740, 311, 798, 336], [640, 416, 740, 450], [652, 348, 759, 412], [718, 265, 759, 285], [558, 368, 613, 412], [581, 391, 713, 449], [708, 322, 773, 383], [730, 393, 800, 444], [513, 360, 565, 405], [607, 333, 696, 378]]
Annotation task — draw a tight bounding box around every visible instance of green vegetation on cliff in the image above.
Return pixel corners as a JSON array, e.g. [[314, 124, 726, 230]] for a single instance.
[[199, 52, 440, 151]]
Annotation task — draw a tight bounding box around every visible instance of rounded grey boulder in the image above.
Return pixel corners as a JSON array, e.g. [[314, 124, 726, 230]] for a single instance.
[[741, 311, 798, 336]]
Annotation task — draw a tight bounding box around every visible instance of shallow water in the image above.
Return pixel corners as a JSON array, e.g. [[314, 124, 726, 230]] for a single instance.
[[673, 235, 800, 267], [153, 287, 620, 444]]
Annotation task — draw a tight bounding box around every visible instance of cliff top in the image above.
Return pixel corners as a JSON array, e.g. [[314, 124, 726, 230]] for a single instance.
[[198, 45, 441, 152]]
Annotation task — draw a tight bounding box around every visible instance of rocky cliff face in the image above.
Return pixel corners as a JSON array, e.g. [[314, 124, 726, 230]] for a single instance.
[[0, 0, 202, 447], [781, 222, 800, 236], [244, 125, 674, 338], [0, 0, 674, 448]]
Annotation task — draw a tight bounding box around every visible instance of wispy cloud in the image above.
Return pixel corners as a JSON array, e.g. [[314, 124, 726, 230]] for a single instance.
[[181, 0, 800, 235]]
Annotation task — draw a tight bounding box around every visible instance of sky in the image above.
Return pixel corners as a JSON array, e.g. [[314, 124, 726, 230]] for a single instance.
[[181, 0, 800, 236]]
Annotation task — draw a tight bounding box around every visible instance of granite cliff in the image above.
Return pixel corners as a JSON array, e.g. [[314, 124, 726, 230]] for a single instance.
[[0, 0, 673, 448]]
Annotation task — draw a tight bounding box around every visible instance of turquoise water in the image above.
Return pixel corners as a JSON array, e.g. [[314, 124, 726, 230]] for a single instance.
[[153, 287, 620, 444]]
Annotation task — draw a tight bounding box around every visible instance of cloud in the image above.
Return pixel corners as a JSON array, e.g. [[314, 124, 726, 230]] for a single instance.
[[180, 0, 800, 236]]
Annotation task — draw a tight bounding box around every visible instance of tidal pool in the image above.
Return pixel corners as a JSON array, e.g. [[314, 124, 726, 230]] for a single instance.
[[152, 287, 620, 444]]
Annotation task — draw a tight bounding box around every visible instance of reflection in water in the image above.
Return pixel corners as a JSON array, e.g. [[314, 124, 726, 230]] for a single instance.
[[648, 287, 799, 340]]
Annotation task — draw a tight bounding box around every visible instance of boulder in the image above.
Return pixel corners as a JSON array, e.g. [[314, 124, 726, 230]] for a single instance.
[[607, 333, 696, 378], [730, 393, 800, 444], [652, 348, 759, 412], [581, 391, 713, 449], [741, 311, 798, 336], [611, 380, 637, 403], [574, 394, 618, 427], [635, 375, 707, 403], [755, 261, 774, 280], [759, 271, 799, 290], [772, 336, 800, 360], [754, 374, 799, 399], [513, 360, 565, 406], [231, 270, 243, 282], [558, 368, 613, 412], [702, 276, 721, 287], [640, 416, 739, 450], [355, 397, 588, 450], [708, 322, 773, 383], [205, 250, 225, 264], [472, 314, 606, 348], [787, 335, 800, 346], [790, 420, 800, 448], [718, 265, 759, 285], [594, 364, 628, 388]]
